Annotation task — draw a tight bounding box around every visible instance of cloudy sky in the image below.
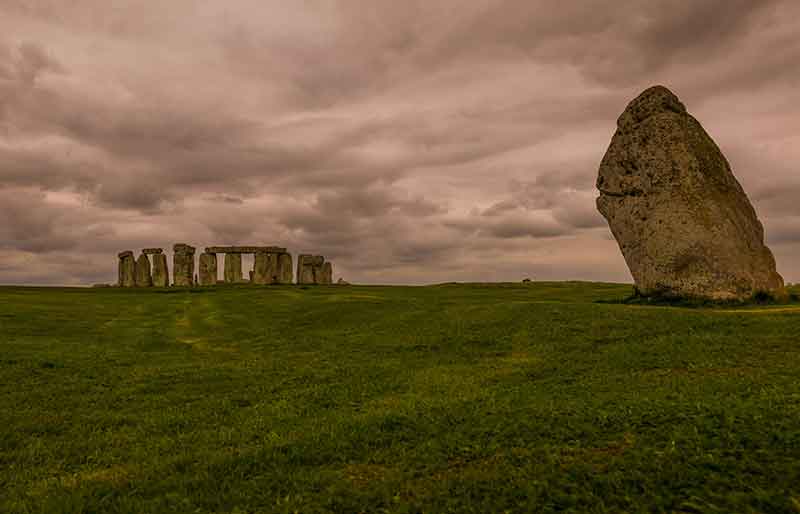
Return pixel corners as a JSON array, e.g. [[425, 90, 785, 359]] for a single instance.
[[1, 0, 798, 285]]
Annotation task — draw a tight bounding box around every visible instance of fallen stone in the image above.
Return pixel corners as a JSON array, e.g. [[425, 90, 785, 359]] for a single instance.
[[118, 251, 135, 288], [142, 248, 163, 255], [134, 253, 153, 287], [596, 85, 784, 300], [152, 254, 169, 287], [198, 253, 218, 286], [172, 243, 196, 287], [337, 278, 350, 286]]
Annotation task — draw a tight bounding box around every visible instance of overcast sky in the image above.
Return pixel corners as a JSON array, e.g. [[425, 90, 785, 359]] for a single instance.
[[1, 1, 798, 286]]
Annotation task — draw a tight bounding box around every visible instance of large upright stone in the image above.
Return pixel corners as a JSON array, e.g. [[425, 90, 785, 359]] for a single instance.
[[277, 253, 293, 284], [134, 253, 153, 287], [223, 253, 243, 283], [596, 85, 783, 300], [320, 262, 333, 285], [253, 251, 279, 285], [152, 254, 169, 287], [118, 251, 135, 288], [297, 254, 315, 284], [173, 243, 196, 287], [198, 253, 217, 286]]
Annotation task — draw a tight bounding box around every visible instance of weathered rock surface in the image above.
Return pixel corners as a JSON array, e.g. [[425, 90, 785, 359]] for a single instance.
[[320, 262, 333, 285], [596, 85, 783, 299], [152, 254, 169, 287], [142, 248, 163, 255], [198, 253, 217, 286], [253, 252, 279, 285], [134, 253, 153, 287], [223, 253, 244, 283], [297, 254, 315, 284], [173, 243, 196, 286], [277, 253, 293, 284], [118, 251, 135, 288]]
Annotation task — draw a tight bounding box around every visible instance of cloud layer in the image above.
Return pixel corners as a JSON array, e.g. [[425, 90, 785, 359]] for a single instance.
[[1, 1, 798, 285]]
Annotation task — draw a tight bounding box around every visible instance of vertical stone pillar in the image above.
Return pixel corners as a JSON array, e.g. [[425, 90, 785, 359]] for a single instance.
[[198, 253, 217, 285], [253, 251, 269, 285], [297, 254, 315, 284], [134, 253, 153, 287], [311, 255, 325, 284], [173, 243, 196, 286], [224, 253, 243, 283], [277, 253, 293, 284], [118, 251, 135, 288], [321, 262, 333, 285], [152, 254, 169, 287]]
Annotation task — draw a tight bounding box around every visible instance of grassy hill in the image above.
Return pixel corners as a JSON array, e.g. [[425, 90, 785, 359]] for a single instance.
[[1, 282, 799, 513]]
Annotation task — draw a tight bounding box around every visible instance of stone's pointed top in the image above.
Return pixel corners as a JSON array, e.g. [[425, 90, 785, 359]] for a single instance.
[[118, 250, 134, 259], [142, 248, 163, 254], [173, 243, 196, 253], [618, 85, 686, 130]]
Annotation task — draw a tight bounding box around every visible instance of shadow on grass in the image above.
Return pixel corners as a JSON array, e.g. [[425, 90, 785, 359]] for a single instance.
[[597, 289, 800, 308]]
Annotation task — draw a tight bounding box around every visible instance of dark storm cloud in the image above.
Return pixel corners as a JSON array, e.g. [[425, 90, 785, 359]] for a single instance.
[[0, 1, 798, 285]]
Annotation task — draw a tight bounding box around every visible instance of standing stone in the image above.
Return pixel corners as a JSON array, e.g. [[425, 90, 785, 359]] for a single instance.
[[320, 262, 333, 285], [134, 253, 153, 287], [253, 251, 279, 285], [224, 253, 243, 283], [173, 243, 196, 287], [596, 85, 784, 300], [152, 253, 169, 287], [277, 253, 293, 284], [198, 253, 217, 286], [297, 254, 315, 284], [118, 251, 135, 288]]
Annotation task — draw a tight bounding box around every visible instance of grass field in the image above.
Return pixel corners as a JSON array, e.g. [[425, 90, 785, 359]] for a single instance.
[[1, 282, 799, 513]]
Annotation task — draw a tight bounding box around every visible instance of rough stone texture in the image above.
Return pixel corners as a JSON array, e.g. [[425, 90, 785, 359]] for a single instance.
[[118, 251, 135, 288], [205, 246, 286, 254], [142, 248, 163, 255], [320, 262, 333, 285], [134, 253, 153, 287], [277, 253, 293, 284], [297, 254, 315, 284], [224, 253, 244, 283], [198, 253, 217, 286], [173, 243, 196, 287], [253, 252, 279, 285], [596, 85, 783, 300], [152, 254, 169, 287]]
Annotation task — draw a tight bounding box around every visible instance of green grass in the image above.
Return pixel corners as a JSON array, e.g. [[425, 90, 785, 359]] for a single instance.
[[1, 282, 799, 513]]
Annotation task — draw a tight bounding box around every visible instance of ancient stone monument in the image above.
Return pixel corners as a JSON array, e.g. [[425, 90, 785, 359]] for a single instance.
[[117, 251, 135, 288], [151, 251, 169, 287], [297, 254, 333, 285], [596, 85, 783, 300], [134, 253, 153, 287], [198, 253, 217, 286], [113, 244, 327, 288], [203, 246, 293, 285], [173, 243, 196, 286]]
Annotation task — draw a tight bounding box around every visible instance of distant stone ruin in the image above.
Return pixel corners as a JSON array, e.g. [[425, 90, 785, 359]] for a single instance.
[[296, 254, 333, 285], [115, 244, 332, 287], [596, 85, 783, 300]]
